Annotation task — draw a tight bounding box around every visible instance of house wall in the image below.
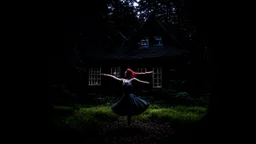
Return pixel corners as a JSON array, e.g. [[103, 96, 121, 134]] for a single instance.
[[86, 57, 189, 98]]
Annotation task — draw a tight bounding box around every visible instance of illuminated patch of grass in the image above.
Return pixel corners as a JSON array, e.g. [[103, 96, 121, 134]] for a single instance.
[[64, 104, 206, 131], [64, 105, 119, 133], [133, 105, 206, 123]]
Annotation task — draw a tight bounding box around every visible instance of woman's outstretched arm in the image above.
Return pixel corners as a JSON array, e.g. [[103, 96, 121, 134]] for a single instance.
[[131, 77, 150, 84], [135, 71, 153, 75], [101, 73, 123, 81]]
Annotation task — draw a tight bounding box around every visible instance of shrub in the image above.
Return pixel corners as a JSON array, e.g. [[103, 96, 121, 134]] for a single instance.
[[49, 84, 77, 106], [174, 92, 197, 106]]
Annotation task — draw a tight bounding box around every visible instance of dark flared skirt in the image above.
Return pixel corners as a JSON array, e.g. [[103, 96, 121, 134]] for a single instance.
[[111, 93, 149, 116]]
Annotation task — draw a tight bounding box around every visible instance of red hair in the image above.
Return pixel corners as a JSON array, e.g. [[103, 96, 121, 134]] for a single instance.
[[126, 68, 136, 78]]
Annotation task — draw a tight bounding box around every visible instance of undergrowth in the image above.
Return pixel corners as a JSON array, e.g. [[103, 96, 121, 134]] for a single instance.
[[62, 104, 207, 132]]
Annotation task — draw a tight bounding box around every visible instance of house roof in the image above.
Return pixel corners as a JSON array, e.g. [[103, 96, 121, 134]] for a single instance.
[[87, 12, 187, 61], [103, 46, 187, 60], [138, 13, 185, 49]]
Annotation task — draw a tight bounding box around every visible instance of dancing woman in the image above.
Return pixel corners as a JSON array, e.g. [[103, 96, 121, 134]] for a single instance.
[[101, 68, 153, 125]]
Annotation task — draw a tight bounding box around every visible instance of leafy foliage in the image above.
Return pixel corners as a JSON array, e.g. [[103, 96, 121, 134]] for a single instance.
[[49, 84, 77, 106]]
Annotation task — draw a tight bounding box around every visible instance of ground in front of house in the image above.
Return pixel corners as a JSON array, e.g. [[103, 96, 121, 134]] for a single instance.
[[49, 104, 208, 144]]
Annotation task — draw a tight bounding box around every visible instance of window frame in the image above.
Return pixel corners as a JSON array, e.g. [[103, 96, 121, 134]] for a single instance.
[[140, 38, 149, 48], [152, 67, 162, 88], [88, 67, 101, 86], [153, 36, 163, 46], [111, 67, 121, 78], [137, 68, 147, 72]]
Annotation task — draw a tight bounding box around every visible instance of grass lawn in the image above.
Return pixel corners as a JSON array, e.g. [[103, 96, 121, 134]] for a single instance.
[[50, 104, 207, 143]]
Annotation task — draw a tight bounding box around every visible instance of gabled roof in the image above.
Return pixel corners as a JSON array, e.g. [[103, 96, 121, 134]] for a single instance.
[[136, 12, 185, 49], [88, 13, 187, 61], [103, 46, 187, 60]]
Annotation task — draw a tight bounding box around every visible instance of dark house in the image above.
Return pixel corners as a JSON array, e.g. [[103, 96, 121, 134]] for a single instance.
[[85, 13, 188, 98]]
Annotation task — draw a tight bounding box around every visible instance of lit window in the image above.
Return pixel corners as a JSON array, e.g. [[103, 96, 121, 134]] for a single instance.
[[152, 67, 162, 88], [141, 38, 149, 48], [153, 36, 163, 46], [137, 68, 147, 72], [88, 68, 101, 86], [111, 67, 121, 78]]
